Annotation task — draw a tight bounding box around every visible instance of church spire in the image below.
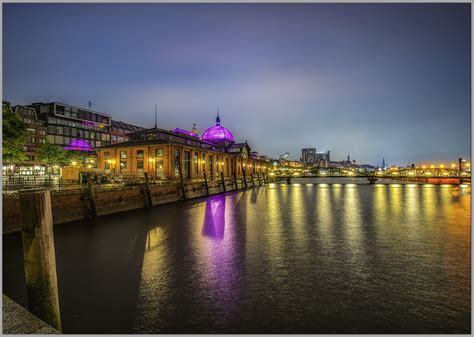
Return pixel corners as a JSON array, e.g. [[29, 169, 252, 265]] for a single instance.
[[382, 157, 386, 168]]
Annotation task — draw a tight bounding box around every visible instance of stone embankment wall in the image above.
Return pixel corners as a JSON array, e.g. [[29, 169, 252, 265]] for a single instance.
[[3, 175, 266, 234]]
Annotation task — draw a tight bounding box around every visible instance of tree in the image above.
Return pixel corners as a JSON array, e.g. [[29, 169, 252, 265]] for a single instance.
[[2, 107, 28, 164], [66, 150, 88, 167], [37, 142, 67, 181]]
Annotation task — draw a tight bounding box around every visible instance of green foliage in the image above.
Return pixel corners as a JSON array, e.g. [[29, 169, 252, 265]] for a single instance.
[[37, 142, 68, 167], [2, 109, 29, 163], [66, 150, 88, 166]]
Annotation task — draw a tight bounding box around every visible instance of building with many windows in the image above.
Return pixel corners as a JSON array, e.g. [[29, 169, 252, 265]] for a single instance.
[[96, 113, 270, 180], [13, 105, 48, 164], [29, 102, 112, 150], [302, 148, 317, 165]]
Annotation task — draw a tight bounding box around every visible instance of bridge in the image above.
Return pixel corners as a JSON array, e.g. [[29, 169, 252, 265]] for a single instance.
[[269, 167, 471, 185]]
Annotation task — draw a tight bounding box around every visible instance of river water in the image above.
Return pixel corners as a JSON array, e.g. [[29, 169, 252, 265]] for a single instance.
[[2, 179, 471, 333]]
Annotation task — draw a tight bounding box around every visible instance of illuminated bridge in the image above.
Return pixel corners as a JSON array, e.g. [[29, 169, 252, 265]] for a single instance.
[[270, 167, 471, 184]]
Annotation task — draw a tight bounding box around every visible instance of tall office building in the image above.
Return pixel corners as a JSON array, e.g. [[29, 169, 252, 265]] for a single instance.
[[29, 102, 112, 150], [302, 148, 317, 165]]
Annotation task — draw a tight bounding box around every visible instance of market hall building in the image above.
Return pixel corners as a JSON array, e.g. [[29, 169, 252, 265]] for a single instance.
[[96, 114, 270, 180]]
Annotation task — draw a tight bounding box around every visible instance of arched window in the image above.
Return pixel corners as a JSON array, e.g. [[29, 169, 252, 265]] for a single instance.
[[136, 150, 144, 176], [120, 151, 127, 172], [155, 148, 164, 178]]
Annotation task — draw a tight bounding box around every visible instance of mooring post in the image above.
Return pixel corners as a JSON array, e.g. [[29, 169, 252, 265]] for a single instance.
[[144, 172, 153, 207], [250, 173, 255, 187], [242, 164, 248, 189], [262, 172, 267, 185], [87, 173, 97, 218], [19, 189, 62, 332], [177, 158, 186, 200], [233, 172, 238, 190], [203, 172, 210, 196], [257, 172, 261, 186], [220, 171, 226, 193]]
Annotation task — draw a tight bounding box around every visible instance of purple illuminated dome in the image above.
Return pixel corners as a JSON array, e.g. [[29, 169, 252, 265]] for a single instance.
[[64, 139, 93, 151], [202, 112, 235, 143]]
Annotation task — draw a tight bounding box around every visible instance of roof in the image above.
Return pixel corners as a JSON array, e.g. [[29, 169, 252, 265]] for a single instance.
[[96, 138, 168, 149], [202, 124, 235, 143], [111, 120, 146, 133], [30, 102, 112, 118]]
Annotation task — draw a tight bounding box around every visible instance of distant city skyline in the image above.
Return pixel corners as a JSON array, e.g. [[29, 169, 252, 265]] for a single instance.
[[3, 3, 471, 165]]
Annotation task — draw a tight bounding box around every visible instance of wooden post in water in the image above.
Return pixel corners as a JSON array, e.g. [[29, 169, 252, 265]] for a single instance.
[[19, 189, 62, 332], [177, 157, 186, 200], [233, 172, 239, 190], [250, 172, 255, 187], [87, 173, 97, 218], [144, 172, 153, 207], [241, 163, 248, 189], [220, 171, 226, 193], [203, 172, 210, 196], [257, 172, 261, 186], [262, 172, 267, 185]]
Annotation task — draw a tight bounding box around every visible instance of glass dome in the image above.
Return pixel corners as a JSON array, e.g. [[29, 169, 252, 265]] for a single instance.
[[202, 113, 235, 143]]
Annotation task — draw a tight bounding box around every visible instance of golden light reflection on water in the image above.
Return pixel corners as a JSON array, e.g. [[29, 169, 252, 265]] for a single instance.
[[343, 186, 364, 262], [389, 183, 402, 218], [134, 226, 171, 330], [316, 187, 333, 247], [421, 184, 437, 221], [266, 186, 284, 266], [290, 186, 308, 250], [405, 184, 420, 227]]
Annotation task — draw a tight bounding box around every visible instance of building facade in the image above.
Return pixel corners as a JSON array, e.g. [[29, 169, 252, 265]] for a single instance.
[[302, 148, 317, 165], [96, 114, 270, 180], [14, 105, 48, 164], [29, 102, 112, 150]]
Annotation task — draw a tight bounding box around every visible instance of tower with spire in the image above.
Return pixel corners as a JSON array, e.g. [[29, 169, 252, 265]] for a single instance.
[[382, 157, 386, 169]]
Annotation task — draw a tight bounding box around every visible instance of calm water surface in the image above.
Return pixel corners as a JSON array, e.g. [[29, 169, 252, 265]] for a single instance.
[[3, 180, 471, 333]]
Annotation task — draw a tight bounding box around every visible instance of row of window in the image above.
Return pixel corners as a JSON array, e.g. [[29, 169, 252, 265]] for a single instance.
[[48, 125, 110, 141], [46, 135, 109, 148], [55, 105, 111, 125], [48, 117, 110, 133]]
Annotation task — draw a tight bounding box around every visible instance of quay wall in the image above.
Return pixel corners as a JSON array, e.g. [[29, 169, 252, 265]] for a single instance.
[[2, 176, 263, 234]]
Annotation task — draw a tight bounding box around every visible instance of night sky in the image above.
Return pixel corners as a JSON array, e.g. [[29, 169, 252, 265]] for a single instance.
[[3, 3, 471, 165]]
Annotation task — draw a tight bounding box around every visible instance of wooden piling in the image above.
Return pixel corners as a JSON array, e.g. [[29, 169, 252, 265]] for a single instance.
[[262, 172, 267, 185], [203, 172, 210, 196], [257, 172, 261, 186], [251, 173, 255, 187], [233, 172, 239, 190], [144, 172, 153, 207], [87, 173, 97, 218], [19, 189, 62, 332], [220, 172, 226, 193], [242, 164, 248, 189], [177, 157, 186, 200]]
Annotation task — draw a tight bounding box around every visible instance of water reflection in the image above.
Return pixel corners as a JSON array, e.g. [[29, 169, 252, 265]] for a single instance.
[[2, 182, 471, 334], [202, 195, 226, 239]]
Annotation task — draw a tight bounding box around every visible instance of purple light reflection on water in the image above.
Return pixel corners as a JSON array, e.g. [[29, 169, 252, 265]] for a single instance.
[[64, 139, 93, 151], [202, 195, 226, 239]]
